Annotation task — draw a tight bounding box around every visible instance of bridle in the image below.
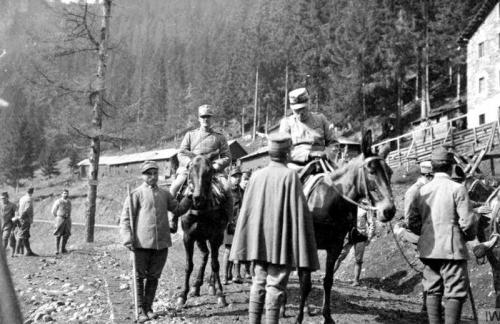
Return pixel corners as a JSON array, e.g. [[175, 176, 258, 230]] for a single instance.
[[319, 155, 390, 212]]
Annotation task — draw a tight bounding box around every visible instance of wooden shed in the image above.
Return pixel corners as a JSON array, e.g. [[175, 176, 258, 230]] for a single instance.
[[77, 148, 178, 179]]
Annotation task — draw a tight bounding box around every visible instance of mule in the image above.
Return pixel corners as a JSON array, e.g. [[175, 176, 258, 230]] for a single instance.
[[175, 155, 230, 307], [295, 130, 396, 324]]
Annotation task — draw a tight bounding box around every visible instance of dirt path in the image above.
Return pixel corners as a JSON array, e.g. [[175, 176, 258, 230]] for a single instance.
[[8, 223, 480, 323]]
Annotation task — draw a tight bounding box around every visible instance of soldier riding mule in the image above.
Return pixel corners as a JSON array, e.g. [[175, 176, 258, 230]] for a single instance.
[[295, 130, 396, 324], [176, 155, 232, 307]]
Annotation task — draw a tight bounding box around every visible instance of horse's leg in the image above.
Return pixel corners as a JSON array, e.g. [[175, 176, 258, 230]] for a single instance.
[[209, 238, 227, 307], [294, 269, 312, 324], [322, 240, 344, 324], [176, 236, 195, 307], [189, 240, 209, 297]]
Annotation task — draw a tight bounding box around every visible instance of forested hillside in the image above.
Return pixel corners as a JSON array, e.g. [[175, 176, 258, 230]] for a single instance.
[[0, 0, 481, 185]]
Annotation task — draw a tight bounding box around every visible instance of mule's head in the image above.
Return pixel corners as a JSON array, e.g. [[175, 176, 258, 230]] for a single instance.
[[360, 130, 395, 222], [189, 155, 213, 209]]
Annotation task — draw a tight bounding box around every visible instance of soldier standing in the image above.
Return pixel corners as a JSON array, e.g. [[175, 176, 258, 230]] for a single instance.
[[230, 134, 319, 324], [169, 104, 232, 232], [17, 187, 37, 257], [406, 147, 477, 324], [52, 189, 72, 255], [0, 192, 17, 257], [279, 88, 336, 167], [120, 161, 192, 323]]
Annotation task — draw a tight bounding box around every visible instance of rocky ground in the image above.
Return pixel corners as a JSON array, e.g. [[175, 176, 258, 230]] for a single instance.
[[4, 160, 497, 323]]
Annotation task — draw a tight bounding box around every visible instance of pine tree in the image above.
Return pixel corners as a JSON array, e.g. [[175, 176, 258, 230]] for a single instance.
[[39, 145, 60, 179]]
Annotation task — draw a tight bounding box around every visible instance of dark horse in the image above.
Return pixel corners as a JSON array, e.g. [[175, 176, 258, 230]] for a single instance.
[[295, 130, 396, 324], [175, 155, 230, 307]]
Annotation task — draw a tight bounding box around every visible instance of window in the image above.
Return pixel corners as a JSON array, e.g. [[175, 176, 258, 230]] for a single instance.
[[479, 114, 485, 125], [479, 42, 484, 57], [479, 77, 485, 93]]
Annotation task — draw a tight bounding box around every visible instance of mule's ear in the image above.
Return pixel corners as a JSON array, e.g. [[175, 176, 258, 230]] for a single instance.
[[361, 129, 373, 156]]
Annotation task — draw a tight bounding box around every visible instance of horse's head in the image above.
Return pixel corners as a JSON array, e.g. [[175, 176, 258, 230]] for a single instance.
[[359, 130, 395, 222], [189, 155, 214, 209]]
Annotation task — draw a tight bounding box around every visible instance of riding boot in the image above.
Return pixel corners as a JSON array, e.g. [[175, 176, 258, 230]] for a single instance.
[[56, 237, 61, 255], [249, 301, 264, 324], [265, 308, 280, 324], [144, 278, 159, 319], [24, 239, 38, 256], [444, 298, 462, 324], [61, 236, 69, 254], [426, 294, 443, 324], [136, 278, 148, 323]]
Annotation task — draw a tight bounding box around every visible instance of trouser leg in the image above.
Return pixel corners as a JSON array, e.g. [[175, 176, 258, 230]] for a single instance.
[[249, 262, 267, 324], [61, 236, 69, 253], [56, 236, 61, 254], [264, 264, 290, 324], [426, 294, 443, 324], [444, 298, 462, 324]]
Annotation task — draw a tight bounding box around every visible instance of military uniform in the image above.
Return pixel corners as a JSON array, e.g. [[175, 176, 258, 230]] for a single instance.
[[230, 134, 319, 324], [17, 190, 37, 256], [120, 161, 192, 322], [406, 148, 477, 324], [52, 197, 72, 238], [0, 200, 16, 250], [279, 112, 335, 165]]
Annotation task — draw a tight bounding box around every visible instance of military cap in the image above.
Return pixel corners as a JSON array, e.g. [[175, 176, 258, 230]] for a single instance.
[[268, 133, 292, 154], [230, 166, 242, 177], [1, 192, 8, 198], [288, 88, 309, 110], [198, 104, 215, 117], [431, 146, 454, 162], [419, 161, 432, 174], [141, 160, 159, 173]]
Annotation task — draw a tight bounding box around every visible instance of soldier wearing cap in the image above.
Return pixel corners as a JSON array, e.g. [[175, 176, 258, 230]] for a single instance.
[[170, 104, 231, 197], [120, 160, 192, 323], [52, 189, 72, 255], [0, 192, 17, 256], [230, 134, 319, 324], [222, 165, 244, 284], [406, 147, 477, 324], [279, 88, 336, 167]]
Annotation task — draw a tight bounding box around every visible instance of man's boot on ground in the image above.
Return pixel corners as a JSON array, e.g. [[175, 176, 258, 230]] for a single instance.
[[444, 298, 462, 324], [136, 278, 148, 323], [233, 263, 243, 284], [426, 294, 443, 324], [249, 301, 264, 324], [56, 237, 61, 255], [144, 278, 159, 320], [61, 236, 69, 254], [24, 239, 38, 257]]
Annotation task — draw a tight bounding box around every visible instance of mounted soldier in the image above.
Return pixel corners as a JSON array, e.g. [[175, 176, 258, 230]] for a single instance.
[[169, 104, 232, 232], [279, 87, 336, 170]]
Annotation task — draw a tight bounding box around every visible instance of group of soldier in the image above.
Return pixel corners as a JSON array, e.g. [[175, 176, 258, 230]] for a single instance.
[[118, 85, 484, 324], [0, 187, 73, 257]]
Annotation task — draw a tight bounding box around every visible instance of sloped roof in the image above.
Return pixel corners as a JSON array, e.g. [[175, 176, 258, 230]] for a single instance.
[[77, 148, 178, 167], [458, 0, 499, 44]]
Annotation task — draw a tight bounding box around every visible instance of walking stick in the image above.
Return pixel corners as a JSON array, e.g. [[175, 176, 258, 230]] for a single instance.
[[127, 184, 139, 322], [468, 281, 478, 324]]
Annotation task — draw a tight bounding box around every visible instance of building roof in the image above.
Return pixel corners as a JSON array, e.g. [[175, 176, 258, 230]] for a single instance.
[[458, 0, 499, 44], [239, 146, 269, 161], [228, 139, 248, 160], [77, 148, 178, 167]]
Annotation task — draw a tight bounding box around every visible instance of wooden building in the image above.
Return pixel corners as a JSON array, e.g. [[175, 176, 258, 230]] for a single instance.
[[77, 148, 178, 179], [459, 0, 500, 128], [228, 139, 248, 161]]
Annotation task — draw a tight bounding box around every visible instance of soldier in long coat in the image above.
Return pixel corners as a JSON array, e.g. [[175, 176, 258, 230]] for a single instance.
[[230, 134, 319, 324], [279, 88, 336, 166], [120, 161, 192, 323], [0, 192, 17, 256], [406, 147, 477, 324], [169, 104, 232, 232], [52, 189, 72, 254]]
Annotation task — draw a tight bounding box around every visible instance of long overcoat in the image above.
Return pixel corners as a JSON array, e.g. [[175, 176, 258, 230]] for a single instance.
[[230, 161, 319, 270]]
